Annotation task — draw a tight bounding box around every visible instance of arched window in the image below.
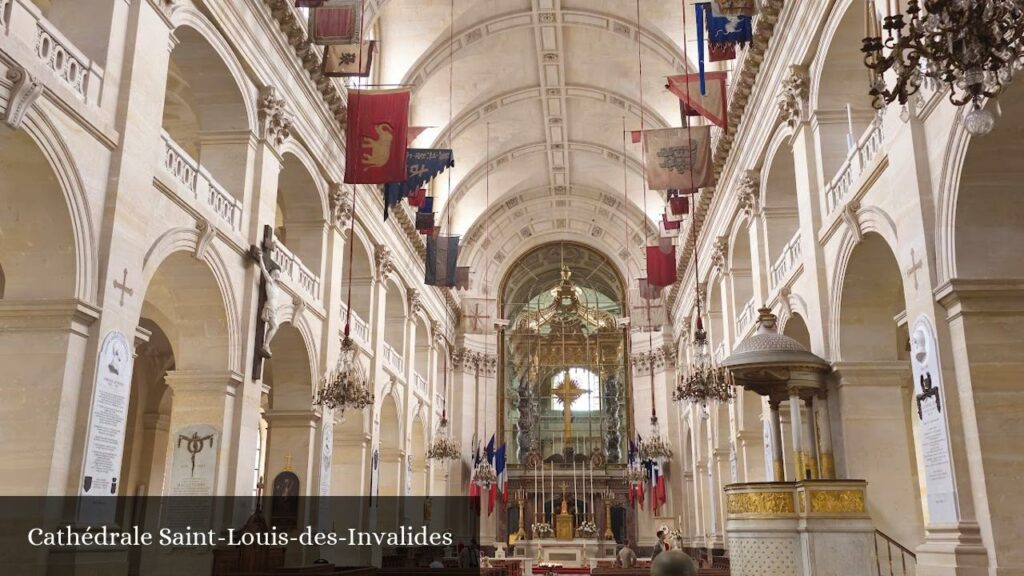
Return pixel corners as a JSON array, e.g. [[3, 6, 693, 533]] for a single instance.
[[550, 368, 601, 412]]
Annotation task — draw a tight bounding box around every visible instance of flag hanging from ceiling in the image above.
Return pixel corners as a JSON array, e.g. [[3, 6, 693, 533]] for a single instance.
[[322, 41, 376, 77], [706, 4, 754, 47], [667, 72, 729, 129], [668, 192, 691, 216], [425, 234, 460, 287], [643, 126, 713, 191], [662, 212, 681, 231], [408, 188, 426, 208], [419, 196, 435, 214], [455, 267, 471, 290], [295, 0, 325, 6], [646, 244, 677, 287], [637, 278, 663, 301], [415, 212, 435, 232], [631, 281, 668, 330], [708, 42, 736, 62], [407, 126, 431, 146], [308, 1, 363, 45], [382, 149, 454, 219], [344, 89, 410, 184]]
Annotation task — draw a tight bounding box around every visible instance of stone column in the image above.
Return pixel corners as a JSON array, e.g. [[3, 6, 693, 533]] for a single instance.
[[812, 393, 834, 479], [263, 409, 320, 498], [163, 370, 244, 497], [787, 391, 805, 481], [802, 397, 819, 479], [768, 398, 785, 481]]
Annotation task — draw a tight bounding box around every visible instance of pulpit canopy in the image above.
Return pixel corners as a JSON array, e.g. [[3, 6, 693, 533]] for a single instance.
[[722, 308, 830, 397]]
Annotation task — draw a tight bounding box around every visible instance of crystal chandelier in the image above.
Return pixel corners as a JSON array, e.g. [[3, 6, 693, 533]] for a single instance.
[[472, 461, 498, 489], [674, 319, 734, 406], [315, 336, 373, 413], [426, 416, 462, 462], [638, 415, 673, 462], [861, 0, 1024, 135], [625, 460, 646, 484]]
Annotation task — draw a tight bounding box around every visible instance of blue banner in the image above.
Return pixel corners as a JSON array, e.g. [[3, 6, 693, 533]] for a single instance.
[[383, 149, 454, 220]]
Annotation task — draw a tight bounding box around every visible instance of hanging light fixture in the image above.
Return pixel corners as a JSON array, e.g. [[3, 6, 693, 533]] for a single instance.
[[673, 317, 735, 408], [316, 336, 373, 413], [861, 0, 1024, 135], [472, 460, 498, 489], [625, 460, 647, 484], [427, 415, 462, 462], [638, 414, 673, 462]]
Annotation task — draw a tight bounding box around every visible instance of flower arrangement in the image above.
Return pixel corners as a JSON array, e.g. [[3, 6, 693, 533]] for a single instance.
[[667, 528, 684, 550], [532, 522, 553, 539], [577, 520, 598, 538]]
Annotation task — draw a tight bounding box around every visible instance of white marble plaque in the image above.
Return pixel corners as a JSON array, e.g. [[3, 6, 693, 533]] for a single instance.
[[317, 416, 333, 530], [910, 316, 959, 523], [80, 331, 134, 497], [405, 454, 414, 495], [169, 424, 218, 496]]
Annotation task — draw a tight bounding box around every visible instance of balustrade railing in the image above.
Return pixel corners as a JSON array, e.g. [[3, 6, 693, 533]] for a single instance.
[[160, 131, 243, 232], [434, 392, 444, 409], [4, 0, 103, 102], [270, 241, 321, 301], [825, 112, 885, 214], [383, 342, 404, 373], [340, 304, 370, 345], [414, 372, 428, 395], [770, 231, 802, 289], [874, 530, 916, 576], [735, 298, 756, 334], [713, 342, 726, 365]]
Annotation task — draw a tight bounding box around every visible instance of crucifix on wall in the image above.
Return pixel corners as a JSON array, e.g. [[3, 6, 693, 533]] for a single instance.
[[251, 225, 282, 380]]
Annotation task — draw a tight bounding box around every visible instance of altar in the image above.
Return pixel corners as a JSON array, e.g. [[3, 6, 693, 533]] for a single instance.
[[512, 539, 610, 567]]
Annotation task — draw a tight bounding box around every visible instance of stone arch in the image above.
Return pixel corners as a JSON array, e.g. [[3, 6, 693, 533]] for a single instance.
[[163, 14, 256, 199], [410, 412, 427, 496], [141, 228, 242, 373], [835, 232, 906, 362], [383, 277, 407, 362], [276, 150, 329, 277], [809, 0, 877, 181], [343, 225, 376, 327], [759, 126, 801, 278], [782, 313, 811, 351], [729, 216, 755, 336], [378, 393, 403, 497]]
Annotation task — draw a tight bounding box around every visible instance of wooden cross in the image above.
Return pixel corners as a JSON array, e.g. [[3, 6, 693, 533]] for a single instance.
[[113, 268, 134, 306], [465, 303, 487, 331], [905, 249, 924, 290]]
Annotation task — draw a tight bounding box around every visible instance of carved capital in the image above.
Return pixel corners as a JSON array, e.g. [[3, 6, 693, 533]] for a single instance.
[[431, 319, 445, 347], [737, 170, 761, 217], [258, 86, 294, 148], [711, 236, 729, 271], [374, 245, 396, 283], [408, 289, 423, 315], [841, 200, 863, 244], [3, 66, 44, 130], [777, 65, 810, 130], [329, 183, 353, 228]]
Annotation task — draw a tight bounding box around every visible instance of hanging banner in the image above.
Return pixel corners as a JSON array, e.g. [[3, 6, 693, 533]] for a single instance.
[[408, 188, 426, 208], [383, 149, 455, 219], [630, 289, 667, 330], [455, 267, 471, 290], [425, 234, 460, 287], [909, 316, 960, 523], [322, 41, 376, 77], [669, 195, 690, 216], [415, 212, 435, 232], [344, 89, 410, 184], [643, 126, 714, 191], [667, 72, 729, 128], [710, 0, 757, 17], [308, 0, 363, 46], [646, 245, 677, 287], [706, 4, 753, 47]]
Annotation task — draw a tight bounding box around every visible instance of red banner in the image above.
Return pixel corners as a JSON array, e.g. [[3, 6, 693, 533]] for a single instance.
[[646, 245, 677, 287], [344, 89, 410, 184], [667, 72, 729, 129]]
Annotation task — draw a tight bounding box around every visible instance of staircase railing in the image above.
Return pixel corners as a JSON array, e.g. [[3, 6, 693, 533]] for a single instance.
[[874, 530, 916, 576]]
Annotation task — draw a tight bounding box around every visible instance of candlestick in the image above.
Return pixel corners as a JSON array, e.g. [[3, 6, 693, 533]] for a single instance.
[[573, 435, 578, 522]]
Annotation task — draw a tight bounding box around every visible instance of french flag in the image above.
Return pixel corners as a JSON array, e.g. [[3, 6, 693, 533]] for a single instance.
[[495, 443, 508, 504], [486, 435, 497, 516], [650, 460, 666, 514]]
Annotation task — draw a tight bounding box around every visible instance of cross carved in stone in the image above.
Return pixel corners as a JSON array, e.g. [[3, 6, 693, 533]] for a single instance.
[[113, 268, 134, 306], [905, 248, 924, 290], [465, 303, 487, 331]]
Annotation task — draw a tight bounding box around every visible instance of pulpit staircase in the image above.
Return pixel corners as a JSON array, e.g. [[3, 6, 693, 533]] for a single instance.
[[873, 530, 916, 576]]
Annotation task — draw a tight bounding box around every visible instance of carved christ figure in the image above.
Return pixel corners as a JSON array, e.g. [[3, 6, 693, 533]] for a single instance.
[[256, 244, 282, 358]]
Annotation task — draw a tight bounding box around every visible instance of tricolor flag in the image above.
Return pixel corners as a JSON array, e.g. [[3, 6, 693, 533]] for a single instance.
[[649, 460, 666, 514], [344, 89, 410, 184], [643, 126, 714, 191], [308, 0, 362, 45], [425, 234, 460, 288], [667, 72, 729, 128], [646, 244, 677, 287], [485, 435, 497, 516], [495, 443, 508, 504]]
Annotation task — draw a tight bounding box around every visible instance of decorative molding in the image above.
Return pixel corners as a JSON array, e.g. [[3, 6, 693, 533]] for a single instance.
[[194, 219, 217, 261], [726, 491, 795, 516], [3, 66, 44, 130], [292, 294, 307, 321], [451, 348, 497, 376], [841, 200, 863, 244], [329, 183, 353, 229], [258, 86, 294, 149], [807, 489, 865, 514], [374, 245, 396, 283], [777, 65, 810, 129], [737, 170, 761, 217], [711, 235, 729, 271]]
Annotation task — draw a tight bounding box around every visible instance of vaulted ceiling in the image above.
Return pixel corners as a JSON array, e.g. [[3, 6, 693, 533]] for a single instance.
[[368, 0, 705, 296]]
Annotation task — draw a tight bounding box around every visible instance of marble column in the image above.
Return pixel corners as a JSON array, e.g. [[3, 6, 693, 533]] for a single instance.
[[787, 392, 805, 481], [768, 398, 785, 481], [802, 397, 819, 479], [812, 393, 834, 479]]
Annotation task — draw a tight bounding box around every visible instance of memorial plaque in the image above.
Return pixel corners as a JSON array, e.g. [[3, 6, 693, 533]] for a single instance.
[[317, 417, 333, 530], [79, 331, 134, 521], [910, 316, 959, 523], [164, 424, 219, 532]]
